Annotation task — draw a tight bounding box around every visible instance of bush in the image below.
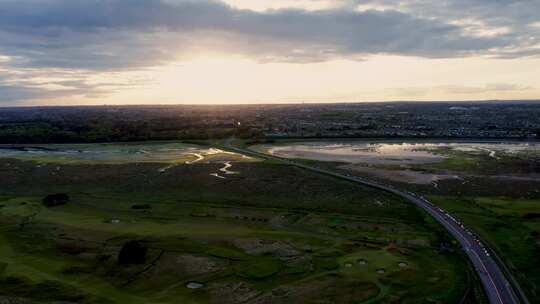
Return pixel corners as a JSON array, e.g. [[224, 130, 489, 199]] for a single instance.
[[131, 204, 151, 210], [42, 193, 69, 207], [523, 213, 540, 220], [118, 241, 147, 265]]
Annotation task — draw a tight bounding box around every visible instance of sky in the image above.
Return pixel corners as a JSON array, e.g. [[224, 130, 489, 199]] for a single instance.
[[0, 0, 539, 106]]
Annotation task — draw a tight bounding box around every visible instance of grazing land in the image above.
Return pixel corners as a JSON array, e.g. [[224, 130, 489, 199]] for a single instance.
[[255, 140, 540, 302], [0, 142, 474, 303]]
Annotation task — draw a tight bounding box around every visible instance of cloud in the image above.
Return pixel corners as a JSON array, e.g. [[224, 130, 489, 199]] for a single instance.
[[0, 0, 538, 104], [0, 0, 536, 72], [0, 84, 86, 102], [0, 69, 143, 103], [387, 83, 533, 98], [442, 83, 532, 95], [352, 0, 540, 49]]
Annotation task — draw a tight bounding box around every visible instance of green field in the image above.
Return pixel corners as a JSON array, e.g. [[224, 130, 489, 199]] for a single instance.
[[414, 146, 540, 302], [420, 145, 540, 175], [427, 195, 540, 302], [255, 140, 540, 303], [0, 143, 475, 303]]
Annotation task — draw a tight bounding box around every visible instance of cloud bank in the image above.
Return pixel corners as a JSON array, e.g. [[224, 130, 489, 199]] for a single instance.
[[0, 0, 538, 70], [0, 0, 538, 103]]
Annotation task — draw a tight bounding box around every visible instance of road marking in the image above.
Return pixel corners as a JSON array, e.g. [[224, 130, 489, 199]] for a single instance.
[[470, 250, 505, 304]]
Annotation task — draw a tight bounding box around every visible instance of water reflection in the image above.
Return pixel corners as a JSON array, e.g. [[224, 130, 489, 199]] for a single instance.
[[267, 141, 540, 165]]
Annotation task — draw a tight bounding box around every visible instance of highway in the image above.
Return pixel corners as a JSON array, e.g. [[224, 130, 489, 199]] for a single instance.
[[227, 144, 522, 304]]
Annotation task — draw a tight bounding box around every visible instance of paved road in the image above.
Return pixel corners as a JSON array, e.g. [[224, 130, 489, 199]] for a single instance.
[[227, 145, 522, 304]]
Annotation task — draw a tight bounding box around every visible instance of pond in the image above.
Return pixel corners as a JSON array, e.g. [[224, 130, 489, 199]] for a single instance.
[[255, 141, 540, 166]]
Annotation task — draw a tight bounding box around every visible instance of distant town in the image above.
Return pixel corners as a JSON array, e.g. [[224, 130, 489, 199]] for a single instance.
[[251, 101, 540, 139], [1, 101, 539, 143]]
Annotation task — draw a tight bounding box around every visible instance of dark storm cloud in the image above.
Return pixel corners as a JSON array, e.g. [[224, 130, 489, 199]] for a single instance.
[[0, 0, 535, 71]]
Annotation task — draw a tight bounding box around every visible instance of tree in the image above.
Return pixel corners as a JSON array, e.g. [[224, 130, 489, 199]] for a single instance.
[[118, 241, 147, 265]]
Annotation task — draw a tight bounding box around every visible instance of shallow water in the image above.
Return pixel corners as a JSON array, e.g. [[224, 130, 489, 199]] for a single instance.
[[263, 141, 540, 165], [219, 162, 238, 175], [185, 282, 204, 289], [0, 143, 198, 163], [0, 143, 245, 164]]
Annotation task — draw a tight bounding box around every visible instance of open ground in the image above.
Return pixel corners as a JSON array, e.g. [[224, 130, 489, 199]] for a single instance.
[[253, 139, 540, 303], [0, 142, 473, 303]]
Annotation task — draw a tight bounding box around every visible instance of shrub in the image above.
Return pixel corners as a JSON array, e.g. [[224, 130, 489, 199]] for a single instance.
[[42, 193, 69, 207], [131, 204, 151, 210], [118, 241, 147, 265]]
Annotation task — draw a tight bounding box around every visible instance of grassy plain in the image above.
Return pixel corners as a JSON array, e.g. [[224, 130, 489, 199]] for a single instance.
[[0, 142, 471, 303], [418, 146, 540, 302], [255, 140, 540, 303], [427, 195, 540, 302]]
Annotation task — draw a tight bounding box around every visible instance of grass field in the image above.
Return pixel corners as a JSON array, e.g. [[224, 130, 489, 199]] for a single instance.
[[408, 146, 540, 302], [427, 195, 540, 302], [255, 140, 540, 303], [421, 146, 540, 175], [0, 142, 474, 303]]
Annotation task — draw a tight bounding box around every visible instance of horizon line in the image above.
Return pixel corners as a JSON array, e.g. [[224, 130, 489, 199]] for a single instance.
[[2, 98, 540, 109]]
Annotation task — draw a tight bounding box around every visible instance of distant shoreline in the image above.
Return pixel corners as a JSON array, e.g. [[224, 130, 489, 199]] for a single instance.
[[0, 137, 539, 147], [264, 137, 540, 144]]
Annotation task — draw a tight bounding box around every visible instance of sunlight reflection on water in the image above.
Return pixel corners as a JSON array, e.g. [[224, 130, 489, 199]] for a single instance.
[[267, 141, 540, 164]]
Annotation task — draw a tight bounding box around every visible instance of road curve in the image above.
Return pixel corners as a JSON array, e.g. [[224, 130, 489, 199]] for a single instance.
[[226, 145, 522, 304]]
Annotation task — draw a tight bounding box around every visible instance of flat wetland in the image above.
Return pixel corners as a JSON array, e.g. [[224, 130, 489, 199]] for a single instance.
[[0, 142, 252, 164], [254, 140, 540, 164], [254, 139, 540, 302], [254, 140, 540, 184], [0, 141, 475, 303]]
